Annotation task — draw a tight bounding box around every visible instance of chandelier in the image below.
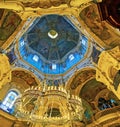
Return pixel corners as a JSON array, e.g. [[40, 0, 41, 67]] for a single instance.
[[15, 81, 84, 125]]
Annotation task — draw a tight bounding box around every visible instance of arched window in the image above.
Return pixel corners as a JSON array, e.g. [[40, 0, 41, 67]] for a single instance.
[[0, 90, 19, 114]]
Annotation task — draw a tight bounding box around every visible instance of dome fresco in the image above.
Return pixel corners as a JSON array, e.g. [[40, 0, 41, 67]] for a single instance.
[[18, 14, 88, 74]]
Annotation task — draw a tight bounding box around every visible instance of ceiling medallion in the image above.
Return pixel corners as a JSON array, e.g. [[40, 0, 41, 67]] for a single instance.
[[15, 81, 84, 125], [48, 29, 58, 39]]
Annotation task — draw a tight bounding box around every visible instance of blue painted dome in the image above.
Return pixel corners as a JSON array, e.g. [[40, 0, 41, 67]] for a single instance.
[[18, 14, 88, 75]]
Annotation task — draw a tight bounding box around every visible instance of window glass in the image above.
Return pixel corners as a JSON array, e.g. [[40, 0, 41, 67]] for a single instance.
[[52, 64, 56, 70], [69, 54, 74, 61], [0, 90, 19, 114], [33, 55, 39, 62]]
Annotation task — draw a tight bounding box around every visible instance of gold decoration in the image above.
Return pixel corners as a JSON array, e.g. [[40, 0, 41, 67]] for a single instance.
[[15, 81, 84, 126], [0, 54, 11, 89]]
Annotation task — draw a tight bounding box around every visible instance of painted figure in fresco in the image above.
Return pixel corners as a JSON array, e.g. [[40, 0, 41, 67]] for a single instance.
[[0, 10, 21, 42], [80, 5, 111, 41]]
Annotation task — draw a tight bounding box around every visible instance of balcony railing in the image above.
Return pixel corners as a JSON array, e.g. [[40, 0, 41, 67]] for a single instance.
[[94, 105, 120, 120]]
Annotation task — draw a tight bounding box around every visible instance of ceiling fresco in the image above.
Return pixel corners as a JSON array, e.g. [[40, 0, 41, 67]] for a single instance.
[[24, 14, 80, 61], [0, 9, 21, 46], [18, 14, 88, 74], [12, 70, 38, 86], [80, 4, 120, 48]]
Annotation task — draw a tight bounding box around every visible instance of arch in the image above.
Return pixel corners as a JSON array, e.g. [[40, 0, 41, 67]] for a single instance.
[[46, 107, 62, 117], [108, 66, 118, 80], [79, 77, 120, 119], [0, 89, 20, 114], [79, 78, 107, 114], [11, 69, 40, 87], [66, 67, 96, 95]]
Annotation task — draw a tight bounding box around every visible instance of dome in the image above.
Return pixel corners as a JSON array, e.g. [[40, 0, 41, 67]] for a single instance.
[[18, 14, 88, 75]]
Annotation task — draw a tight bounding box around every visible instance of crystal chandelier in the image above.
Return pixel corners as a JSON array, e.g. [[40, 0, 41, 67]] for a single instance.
[[15, 81, 84, 125]]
